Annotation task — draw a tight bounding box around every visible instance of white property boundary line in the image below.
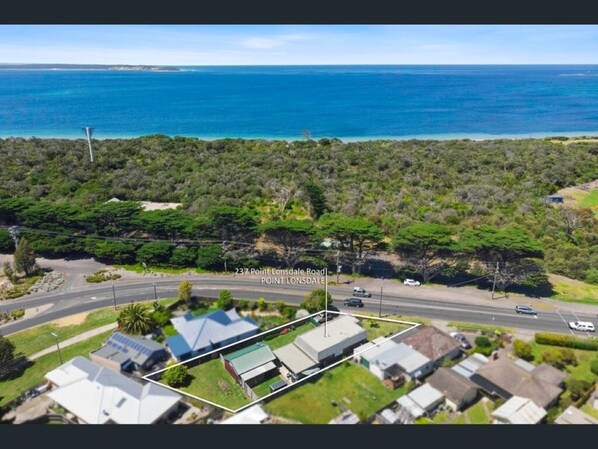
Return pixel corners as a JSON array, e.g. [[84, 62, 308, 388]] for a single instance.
[[143, 310, 420, 414]]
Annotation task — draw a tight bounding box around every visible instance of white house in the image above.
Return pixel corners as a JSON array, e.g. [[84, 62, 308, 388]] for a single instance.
[[491, 396, 546, 425], [45, 356, 181, 424]]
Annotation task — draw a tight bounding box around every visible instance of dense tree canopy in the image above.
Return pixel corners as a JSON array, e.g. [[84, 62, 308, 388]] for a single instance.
[[260, 219, 316, 268], [0, 136, 596, 287], [393, 223, 455, 282]]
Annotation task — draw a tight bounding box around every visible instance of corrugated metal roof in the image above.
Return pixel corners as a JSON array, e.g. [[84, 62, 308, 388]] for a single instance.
[[224, 343, 276, 376], [491, 396, 547, 424], [169, 309, 259, 355], [240, 361, 277, 382], [407, 384, 445, 411], [273, 343, 318, 374]]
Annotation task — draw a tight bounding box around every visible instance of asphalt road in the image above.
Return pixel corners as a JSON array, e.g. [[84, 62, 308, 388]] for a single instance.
[[1, 277, 597, 337]]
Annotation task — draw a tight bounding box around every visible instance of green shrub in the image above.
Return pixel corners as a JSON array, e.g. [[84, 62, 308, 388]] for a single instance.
[[513, 339, 534, 361], [565, 378, 594, 401], [559, 348, 578, 367], [237, 299, 250, 310], [162, 363, 189, 388], [151, 309, 172, 327], [542, 348, 567, 369], [590, 358, 598, 376], [10, 309, 25, 320], [256, 297, 267, 311], [274, 301, 286, 313], [535, 332, 598, 350], [472, 346, 494, 356], [216, 289, 233, 310], [282, 306, 295, 320], [475, 336, 491, 348]]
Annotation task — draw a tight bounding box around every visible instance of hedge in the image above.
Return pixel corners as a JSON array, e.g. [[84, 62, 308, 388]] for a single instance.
[[535, 332, 598, 350]]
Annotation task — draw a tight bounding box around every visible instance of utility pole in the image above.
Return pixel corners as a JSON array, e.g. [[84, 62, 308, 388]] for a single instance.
[[82, 127, 94, 163], [379, 277, 384, 318], [324, 267, 329, 338], [222, 241, 228, 273], [491, 262, 499, 299], [51, 332, 63, 365], [112, 284, 117, 310], [153, 283, 157, 301], [336, 250, 341, 284]]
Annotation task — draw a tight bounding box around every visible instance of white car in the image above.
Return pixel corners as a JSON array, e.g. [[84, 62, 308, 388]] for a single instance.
[[568, 321, 595, 332], [403, 279, 421, 287]]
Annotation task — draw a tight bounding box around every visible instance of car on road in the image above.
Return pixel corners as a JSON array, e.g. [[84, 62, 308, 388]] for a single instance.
[[568, 321, 595, 332], [449, 332, 472, 349], [515, 305, 538, 315], [352, 287, 372, 298], [343, 298, 365, 308], [403, 279, 421, 287]]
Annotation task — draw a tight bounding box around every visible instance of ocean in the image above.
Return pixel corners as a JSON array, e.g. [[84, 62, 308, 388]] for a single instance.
[[0, 65, 597, 140]]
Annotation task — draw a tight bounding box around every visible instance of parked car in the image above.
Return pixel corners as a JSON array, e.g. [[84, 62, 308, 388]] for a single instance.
[[352, 287, 372, 297], [449, 332, 472, 349], [403, 279, 421, 287], [515, 305, 538, 315], [343, 298, 365, 308], [568, 321, 595, 332]]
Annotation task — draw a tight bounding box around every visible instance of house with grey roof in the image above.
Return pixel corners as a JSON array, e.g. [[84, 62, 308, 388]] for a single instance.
[[90, 331, 168, 373], [45, 356, 181, 424], [554, 406, 598, 425], [401, 326, 462, 366], [274, 315, 367, 381], [396, 383, 445, 423], [427, 367, 479, 411], [452, 353, 490, 379], [471, 357, 564, 409], [491, 396, 546, 425], [166, 309, 260, 361], [222, 342, 278, 388], [354, 338, 434, 381]]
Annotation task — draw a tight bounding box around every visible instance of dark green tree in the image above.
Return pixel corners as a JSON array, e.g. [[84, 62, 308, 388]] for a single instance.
[[169, 246, 197, 267], [13, 237, 38, 276], [300, 288, 333, 313], [0, 228, 15, 253], [260, 219, 316, 268], [459, 226, 545, 292], [393, 223, 455, 283], [136, 242, 174, 266], [303, 180, 328, 219], [85, 239, 137, 264], [216, 289, 233, 310], [162, 362, 189, 387], [319, 213, 384, 274], [134, 209, 194, 240], [196, 244, 224, 270], [0, 335, 16, 366]]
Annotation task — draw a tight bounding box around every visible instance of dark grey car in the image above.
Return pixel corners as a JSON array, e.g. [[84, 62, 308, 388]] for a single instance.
[[343, 298, 364, 308], [515, 305, 537, 315]]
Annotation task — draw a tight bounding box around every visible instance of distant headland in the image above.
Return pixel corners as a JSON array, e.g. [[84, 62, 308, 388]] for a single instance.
[[0, 63, 181, 72]]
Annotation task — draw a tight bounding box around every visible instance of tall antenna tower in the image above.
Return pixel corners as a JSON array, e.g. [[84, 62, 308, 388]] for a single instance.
[[83, 126, 94, 162]]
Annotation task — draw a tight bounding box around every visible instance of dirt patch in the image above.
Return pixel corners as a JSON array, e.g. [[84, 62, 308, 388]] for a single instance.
[[52, 311, 90, 327]]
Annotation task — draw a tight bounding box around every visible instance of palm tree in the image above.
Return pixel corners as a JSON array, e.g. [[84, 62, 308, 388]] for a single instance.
[[117, 303, 154, 335]]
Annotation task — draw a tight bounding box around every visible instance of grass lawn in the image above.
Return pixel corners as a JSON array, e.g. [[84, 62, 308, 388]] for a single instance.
[[550, 275, 598, 305], [264, 362, 409, 424], [452, 399, 495, 424], [581, 404, 598, 420], [9, 298, 177, 357], [415, 410, 453, 424], [448, 321, 514, 334], [252, 375, 283, 398], [179, 359, 250, 410], [8, 308, 119, 357], [1, 275, 43, 300], [0, 330, 112, 407], [358, 312, 430, 325], [264, 322, 316, 351], [579, 189, 598, 211], [361, 318, 409, 340], [530, 341, 598, 383]]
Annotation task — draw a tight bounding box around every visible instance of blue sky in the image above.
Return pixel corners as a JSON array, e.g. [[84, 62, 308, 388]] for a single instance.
[[1, 25, 597, 65]]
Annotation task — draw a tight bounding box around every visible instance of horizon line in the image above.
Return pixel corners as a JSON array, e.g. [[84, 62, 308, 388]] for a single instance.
[[2, 62, 598, 67]]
